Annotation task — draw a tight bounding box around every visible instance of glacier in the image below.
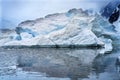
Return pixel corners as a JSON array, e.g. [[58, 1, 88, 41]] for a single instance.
[[0, 8, 115, 53]]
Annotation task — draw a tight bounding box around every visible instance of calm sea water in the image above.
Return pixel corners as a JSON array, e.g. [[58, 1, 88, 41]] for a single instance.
[[0, 47, 119, 80]]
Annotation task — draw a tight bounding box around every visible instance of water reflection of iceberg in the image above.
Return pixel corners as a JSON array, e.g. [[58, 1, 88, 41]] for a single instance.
[[0, 48, 100, 79], [15, 48, 100, 78]]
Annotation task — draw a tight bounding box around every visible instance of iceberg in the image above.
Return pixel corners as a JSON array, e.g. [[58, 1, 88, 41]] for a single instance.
[[0, 8, 115, 53]]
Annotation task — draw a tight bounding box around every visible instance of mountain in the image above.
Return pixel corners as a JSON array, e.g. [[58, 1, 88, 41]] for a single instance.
[[100, 0, 120, 19], [101, 0, 120, 49], [100, 0, 120, 30]]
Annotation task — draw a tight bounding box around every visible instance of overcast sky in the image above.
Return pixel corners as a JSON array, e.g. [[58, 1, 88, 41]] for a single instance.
[[0, 0, 114, 29]]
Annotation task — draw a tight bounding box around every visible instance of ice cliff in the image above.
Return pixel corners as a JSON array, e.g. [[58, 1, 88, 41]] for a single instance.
[[0, 8, 115, 53]]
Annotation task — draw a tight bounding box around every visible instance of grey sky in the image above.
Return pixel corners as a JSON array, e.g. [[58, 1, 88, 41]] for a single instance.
[[0, 0, 114, 28]]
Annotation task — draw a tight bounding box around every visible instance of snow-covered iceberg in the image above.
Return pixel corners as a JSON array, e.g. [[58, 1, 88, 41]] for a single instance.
[[0, 8, 115, 53]]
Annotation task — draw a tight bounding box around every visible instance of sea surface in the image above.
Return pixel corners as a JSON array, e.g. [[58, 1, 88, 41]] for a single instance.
[[0, 47, 119, 80]]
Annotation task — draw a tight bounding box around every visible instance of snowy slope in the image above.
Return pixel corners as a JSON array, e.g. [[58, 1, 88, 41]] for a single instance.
[[100, 0, 120, 18], [100, 0, 120, 29]]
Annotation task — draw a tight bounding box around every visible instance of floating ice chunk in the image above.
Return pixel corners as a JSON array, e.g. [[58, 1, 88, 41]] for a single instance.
[[99, 36, 113, 54]]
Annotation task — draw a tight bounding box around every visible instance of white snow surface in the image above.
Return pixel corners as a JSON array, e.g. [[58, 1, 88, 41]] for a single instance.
[[0, 8, 115, 53]]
